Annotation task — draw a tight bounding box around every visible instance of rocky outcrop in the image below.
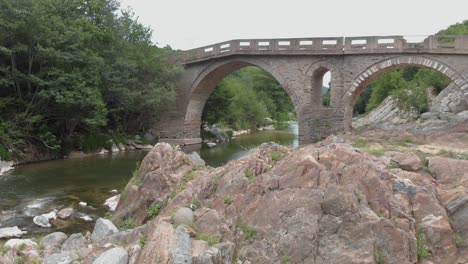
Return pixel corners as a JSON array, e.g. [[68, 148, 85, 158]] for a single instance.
[[3, 138, 466, 264], [430, 82, 468, 114], [111, 140, 467, 263], [353, 83, 468, 133], [353, 96, 419, 128]]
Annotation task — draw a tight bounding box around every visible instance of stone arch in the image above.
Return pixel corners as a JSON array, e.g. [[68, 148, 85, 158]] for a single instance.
[[183, 57, 300, 139], [306, 60, 338, 107], [342, 55, 468, 131]]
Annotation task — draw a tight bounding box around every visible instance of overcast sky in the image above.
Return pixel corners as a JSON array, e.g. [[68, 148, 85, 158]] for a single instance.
[[119, 0, 467, 50]]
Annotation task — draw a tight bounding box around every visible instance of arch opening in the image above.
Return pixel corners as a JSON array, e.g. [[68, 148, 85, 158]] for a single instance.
[[345, 56, 468, 131], [183, 60, 299, 142]]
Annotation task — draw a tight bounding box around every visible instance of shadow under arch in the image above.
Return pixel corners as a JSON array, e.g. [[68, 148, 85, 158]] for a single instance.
[[182, 57, 300, 139], [342, 55, 468, 131]]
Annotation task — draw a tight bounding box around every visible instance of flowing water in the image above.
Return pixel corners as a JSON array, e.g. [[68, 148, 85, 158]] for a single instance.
[[0, 123, 298, 236]]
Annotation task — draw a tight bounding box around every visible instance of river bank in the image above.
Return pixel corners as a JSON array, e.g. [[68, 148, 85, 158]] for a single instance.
[[0, 124, 298, 243]]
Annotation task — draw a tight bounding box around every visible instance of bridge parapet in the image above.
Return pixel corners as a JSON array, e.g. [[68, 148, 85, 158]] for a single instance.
[[173, 35, 468, 64]]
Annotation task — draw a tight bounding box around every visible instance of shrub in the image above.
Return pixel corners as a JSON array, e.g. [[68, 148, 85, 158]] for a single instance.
[[147, 203, 161, 220], [139, 236, 147, 248], [368, 149, 384, 156], [80, 133, 111, 152], [280, 256, 292, 264], [352, 138, 369, 148], [224, 196, 233, 205], [238, 223, 257, 239], [119, 218, 138, 230], [374, 247, 384, 264], [355, 191, 365, 203], [0, 144, 11, 161], [417, 225, 430, 260], [269, 151, 287, 161], [196, 233, 221, 246], [244, 169, 255, 183]]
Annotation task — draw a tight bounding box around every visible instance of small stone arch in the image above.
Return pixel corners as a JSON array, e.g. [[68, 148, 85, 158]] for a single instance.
[[182, 57, 300, 139], [306, 60, 338, 107], [342, 55, 468, 131]]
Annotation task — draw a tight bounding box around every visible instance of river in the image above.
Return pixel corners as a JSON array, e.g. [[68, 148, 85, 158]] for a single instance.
[[0, 123, 298, 236]]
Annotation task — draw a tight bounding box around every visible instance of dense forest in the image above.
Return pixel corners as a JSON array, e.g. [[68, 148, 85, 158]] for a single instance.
[[203, 67, 295, 130], [0, 0, 179, 160], [354, 20, 468, 115]]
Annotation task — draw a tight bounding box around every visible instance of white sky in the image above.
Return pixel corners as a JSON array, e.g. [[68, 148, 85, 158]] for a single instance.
[[119, 0, 467, 50], [118, 0, 467, 88]]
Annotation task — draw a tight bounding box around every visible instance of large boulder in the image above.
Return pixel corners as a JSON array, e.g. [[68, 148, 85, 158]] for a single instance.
[[4, 239, 37, 249], [93, 247, 128, 264], [91, 218, 119, 242], [385, 151, 423, 172], [43, 252, 73, 264], [428, 156, 468, 187], [40, 232, 68, 257], [173, 207, 194, 226], [61, 233, 87, 252], [430, 82, 468, 114], [57, 208, 74, 220], [33, 215, 51, 227], [104, 195, 120, 212], [0, 226, 26, 239]]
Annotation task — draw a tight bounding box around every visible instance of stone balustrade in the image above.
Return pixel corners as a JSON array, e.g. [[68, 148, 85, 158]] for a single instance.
[[173, 35, 468, 64]]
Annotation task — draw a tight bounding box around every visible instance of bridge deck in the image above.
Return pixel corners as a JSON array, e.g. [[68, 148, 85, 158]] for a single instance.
[[173, 35, 468, 64]]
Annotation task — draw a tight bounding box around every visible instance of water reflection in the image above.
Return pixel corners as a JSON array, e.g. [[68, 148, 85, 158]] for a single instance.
[[183, 122, 298, 167]]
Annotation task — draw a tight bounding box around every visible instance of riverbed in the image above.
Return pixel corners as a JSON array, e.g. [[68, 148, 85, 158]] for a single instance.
[[0, 123, 298, 236]]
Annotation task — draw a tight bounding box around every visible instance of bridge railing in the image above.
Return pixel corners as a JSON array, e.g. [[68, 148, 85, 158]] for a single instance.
[[173, 35, 468, 64]]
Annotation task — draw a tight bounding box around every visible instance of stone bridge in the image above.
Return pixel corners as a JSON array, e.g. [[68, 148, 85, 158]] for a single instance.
[[158, 35, 468, 145]]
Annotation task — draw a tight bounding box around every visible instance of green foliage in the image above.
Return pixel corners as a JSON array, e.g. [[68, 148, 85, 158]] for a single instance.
[[139, 236, 147, 248], [184, 171, 195, 182], [322, 89, 331, 107], [0, 0, 179, 158], [352, 138, 369, 148], [368, 149, 385, 156], [119, 218, 138, 230], [147, 203, 161, 220], [244, 169, 255, 183], [355, 191, 365, 203], [0, 143, 11, 160], [238, 223, 257, 239], [437, 20, 468, 35], [417, 225, 430, 261], [223, 195, 233, 205], [454, 233, 467, 248], [17, 243, 26, 251], [15, 256, 27, 264], [196, 233, 221, 246], [203, 67, 295, 130], [80, 134, 111, 152], [269, 151, 287, 161], [374, 247, 384, 264], [280, 255, 292, 264], [1, 243, 10, 255]]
